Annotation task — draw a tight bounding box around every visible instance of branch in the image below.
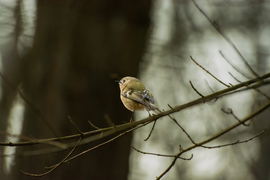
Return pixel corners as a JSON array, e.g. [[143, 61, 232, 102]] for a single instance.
[[144, 120, 157, 141], [228, 72, 270, 100], [201, 128, 266, 149], [0, 72, 269, 148], [167, 114, 196, 145], [46, 121, 152, 168], [157, 100, 270, 179], [131, 146, 193, 161], [221, 108, 249, 126]]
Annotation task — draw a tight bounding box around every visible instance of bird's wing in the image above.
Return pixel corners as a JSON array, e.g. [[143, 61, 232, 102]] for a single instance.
[[121, 90, 156, 111], [142, 89, 155, 104]]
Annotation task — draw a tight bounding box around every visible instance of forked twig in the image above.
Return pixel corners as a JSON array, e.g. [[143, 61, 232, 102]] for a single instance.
[[222, 108, 249, 126]]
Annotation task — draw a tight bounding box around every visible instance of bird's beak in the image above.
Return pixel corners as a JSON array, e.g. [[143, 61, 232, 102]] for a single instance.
[[115, 80, 121, 84]]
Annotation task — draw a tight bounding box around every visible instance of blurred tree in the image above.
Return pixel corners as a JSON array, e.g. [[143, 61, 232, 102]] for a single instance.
[[0, 0, 151, 179], [129, 0, 270, 179]]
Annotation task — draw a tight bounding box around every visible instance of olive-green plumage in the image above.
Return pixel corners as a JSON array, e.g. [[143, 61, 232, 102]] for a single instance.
[[117, 76, 156, 112]]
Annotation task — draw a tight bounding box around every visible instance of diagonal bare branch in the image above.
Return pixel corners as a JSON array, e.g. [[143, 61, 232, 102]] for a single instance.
[[190, 56, 230, 88], [192, 0, 259, 78]]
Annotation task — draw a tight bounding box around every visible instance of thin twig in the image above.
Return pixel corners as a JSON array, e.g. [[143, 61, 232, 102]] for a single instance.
[[0, 131, 36, 141], [167, 115, 196, 145], [229, 72, 242, 83], [205, 79, 215, 93], [167, 104, 174, 110], [189, 81, 204, 97], [68, 116, 84, 136], [255, 89, 270, 101], [131, 146, 193, 161], [144, 107, 164, 141], [144, 120, 157, 141], [201, 128, 266, 149], [104, 114, 115, 127], [0, 131, 67, 149], [220, 51, 253, 79], [221, 108, 249, 126], [204, 81, 219, 102], [88, 121, 101, 130], [190, 56, 230, 88], [192, 0, 259, 78], [216, 81, 270, 100]]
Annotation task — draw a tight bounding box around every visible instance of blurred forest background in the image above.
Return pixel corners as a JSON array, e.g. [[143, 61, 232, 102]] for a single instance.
[[0, 0, 270, 180]]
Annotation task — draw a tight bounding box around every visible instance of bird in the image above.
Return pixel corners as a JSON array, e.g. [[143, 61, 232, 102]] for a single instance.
[[116, 76, 157, 122]]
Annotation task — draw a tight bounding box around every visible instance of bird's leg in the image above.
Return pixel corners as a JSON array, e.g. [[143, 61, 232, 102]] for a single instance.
[[129, 112, 134, 123]]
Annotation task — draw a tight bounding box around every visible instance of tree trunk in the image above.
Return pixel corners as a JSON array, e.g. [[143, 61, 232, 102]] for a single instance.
[[1, 1, 151, 180]]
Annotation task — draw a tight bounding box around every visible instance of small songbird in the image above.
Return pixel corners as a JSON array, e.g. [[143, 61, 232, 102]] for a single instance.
[[116, 76, 157, 120]]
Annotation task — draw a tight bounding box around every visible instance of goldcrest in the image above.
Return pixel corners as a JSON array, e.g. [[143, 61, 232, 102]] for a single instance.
[[116, 76, 157, 113]]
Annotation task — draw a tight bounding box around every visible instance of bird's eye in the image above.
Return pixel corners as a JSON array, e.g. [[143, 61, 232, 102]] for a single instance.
[[123, 79, 126, 83]]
